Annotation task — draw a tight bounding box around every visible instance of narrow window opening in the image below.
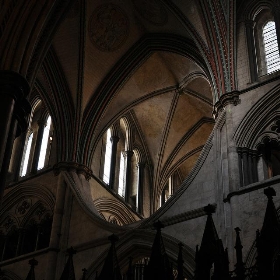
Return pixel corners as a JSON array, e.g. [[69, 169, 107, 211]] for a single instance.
[[103, 129, 112, 184], [20, 133, 33, 177], [263, 21, 280, 73], [118, 152, 125, 197], [37, 116, 52, 170]]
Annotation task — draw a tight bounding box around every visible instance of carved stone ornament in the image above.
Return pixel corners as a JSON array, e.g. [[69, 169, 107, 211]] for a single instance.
[[213, 90, 241, 119], [16, 199, 32, 215], [133, 0, 168, 26], [53, 162, 93, 180], [88, 3, 129, 52]]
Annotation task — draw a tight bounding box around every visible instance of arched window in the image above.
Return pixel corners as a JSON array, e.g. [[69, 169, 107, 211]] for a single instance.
[[103, 128, 112, 184], [263, 21, 280, 73], [20, 132, 33, 177], [246, 8, 280, 80], [37, 115, 52, 170], [118, 152, 125, 197], [15, 100, 54, 178]]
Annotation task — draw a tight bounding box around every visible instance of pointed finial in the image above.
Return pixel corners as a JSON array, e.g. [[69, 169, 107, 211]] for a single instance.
[[108, 233, 119, 244], [264, 187, 276, 200], [235, 227, 241, 234], [67, 246, 77, 256], [29, 258, 38, 267], [204, 204, 216, 215], [153, 220, 164, 230], [82, 268, 87, 279]]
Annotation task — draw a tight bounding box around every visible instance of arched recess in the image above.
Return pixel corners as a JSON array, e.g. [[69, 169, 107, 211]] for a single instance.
[[234, 85, 280, 149], [0, 270, 22, 280], [80, 33, 211, 167], [0, 183, 55, 215], [234, 85, 280, 184], [86, 229, 195, 279], [93, 198, 138, 225]]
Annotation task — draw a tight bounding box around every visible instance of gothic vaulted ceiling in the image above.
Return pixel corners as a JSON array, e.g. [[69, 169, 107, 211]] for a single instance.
[[2, 0, 230, 201]]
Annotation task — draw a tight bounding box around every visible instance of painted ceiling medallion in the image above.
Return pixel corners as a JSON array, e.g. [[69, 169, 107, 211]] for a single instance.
[[133, 0, 168, 26], [88, 3, 129, 52]]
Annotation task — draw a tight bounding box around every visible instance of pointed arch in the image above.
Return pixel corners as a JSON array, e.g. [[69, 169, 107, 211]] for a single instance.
[[80, 33, 209, 167]]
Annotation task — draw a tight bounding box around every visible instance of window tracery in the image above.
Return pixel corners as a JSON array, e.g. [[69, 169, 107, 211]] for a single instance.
[[0, 198, 53, 261]]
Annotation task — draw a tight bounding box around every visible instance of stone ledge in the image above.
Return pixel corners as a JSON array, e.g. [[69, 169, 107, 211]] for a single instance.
[[223, 175, 280, 203]]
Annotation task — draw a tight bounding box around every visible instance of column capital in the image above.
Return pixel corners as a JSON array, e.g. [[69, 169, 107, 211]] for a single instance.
[[244, 19, 255, 29], [53, 162, 93, 180], [0, 71, 30, 101], [123, 150, 134, 158], [14, 98, 32, 137], [213, 90, 241, 119], [137, 161, 146, 168], [110, 135, 119, 143]]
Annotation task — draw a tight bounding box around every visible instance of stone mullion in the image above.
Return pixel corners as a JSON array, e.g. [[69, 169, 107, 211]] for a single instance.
[[11, 132, 26, 182], [252, 151, 258, 183], [35, 225, 41, 251], [0, 116, 18, 201], [124, 150, 133, 203], [248, 151, 253, 184], [242, 149, 249, 186], [1, 236, 8, 261], [237, 148, 244, 187], [16, 228, 24, 256], [245, 20, 258, 82], [31, 119, 46, 174], [109, 136, 119, 190], [137, 162, 145, 214]]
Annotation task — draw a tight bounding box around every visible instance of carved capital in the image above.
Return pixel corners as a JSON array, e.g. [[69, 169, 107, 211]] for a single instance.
[[14, 98, 32, 137], [0, 71, 30, 100], [213, 90, 241, 119], [244, 19, 255, 29], [53, 162, 93, 180]]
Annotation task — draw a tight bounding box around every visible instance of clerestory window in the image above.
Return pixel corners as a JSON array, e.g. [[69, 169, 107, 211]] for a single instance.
[[37, 115, 52, 170], [263, 21, 280, 74], [103, 128, 112, 184], [118, 152, 125, 197], [20, 132, 33, 177], [14, 100, 54, 179]]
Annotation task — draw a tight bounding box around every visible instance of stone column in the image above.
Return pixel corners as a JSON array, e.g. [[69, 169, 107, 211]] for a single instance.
[[124, 150, 133, 203], [242, 149, 249, 186], [237, 148, 244, 187], [0, 72, 29, 169], [248, 151, 253, 184], [252, 151, 258, 183], [45, 173, 66, 280], [0, 117, 18, 201], [31, 119, 46, 174], [109, 135, 119, 190], [245, 20, 258, 83], [0, 72, 30, 203], [137, 162, 145, 214]]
